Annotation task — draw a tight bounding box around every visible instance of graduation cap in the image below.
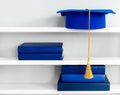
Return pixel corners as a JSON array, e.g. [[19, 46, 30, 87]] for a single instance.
[[57, 9, 115, 29]]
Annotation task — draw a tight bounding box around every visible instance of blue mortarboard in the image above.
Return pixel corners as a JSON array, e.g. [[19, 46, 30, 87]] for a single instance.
[[57, 9, 115, 29]]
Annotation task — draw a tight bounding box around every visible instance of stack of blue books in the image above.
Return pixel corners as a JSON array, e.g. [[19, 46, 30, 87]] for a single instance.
[[18, 42, 63, 60], [58, 65, 110, 91]]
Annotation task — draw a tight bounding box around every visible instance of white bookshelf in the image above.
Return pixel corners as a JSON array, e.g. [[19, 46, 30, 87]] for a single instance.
[[0, 27, 120, 33], [0, 57, 120, 65]]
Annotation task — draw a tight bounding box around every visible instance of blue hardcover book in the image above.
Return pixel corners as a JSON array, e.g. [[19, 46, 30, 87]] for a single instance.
[[61, 74, 105, 82], [62, 65, 105, 74], [18, 42, 63, 53], [58, 75, 110, 91], [18, 54, 63, 60]]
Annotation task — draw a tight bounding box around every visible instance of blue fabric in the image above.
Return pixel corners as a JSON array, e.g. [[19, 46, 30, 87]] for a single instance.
[[57, 9, 115, 16], [58, 75, 110, 91], [62, 65, 105, 74], [57, 9, 115, 29], [61, 74, 105, 82], [18, 42, 63, 53], [19, 42, 63, 47], [18, 54, 63, 60]]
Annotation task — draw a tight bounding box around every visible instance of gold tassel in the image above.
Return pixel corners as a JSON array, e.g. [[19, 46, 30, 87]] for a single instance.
[[84, 58, 93, 79], [84, 9, 93, 79]]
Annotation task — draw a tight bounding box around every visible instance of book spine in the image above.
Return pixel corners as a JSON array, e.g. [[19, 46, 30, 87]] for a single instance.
[[62, 65, 105, 74], [18, 54, 63, 60], [18, 46, 63, 53], [61, 74, 105, 82], [58, 82, 110, 91]]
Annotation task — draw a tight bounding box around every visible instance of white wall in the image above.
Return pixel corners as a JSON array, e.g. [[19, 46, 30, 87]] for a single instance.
[[0, 0, 120, 27]]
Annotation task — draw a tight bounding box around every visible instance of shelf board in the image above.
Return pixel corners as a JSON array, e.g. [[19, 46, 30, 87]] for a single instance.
[[0, 27, 120, 33], [0, 83, 119, 94], [0, 57, 120, 65]]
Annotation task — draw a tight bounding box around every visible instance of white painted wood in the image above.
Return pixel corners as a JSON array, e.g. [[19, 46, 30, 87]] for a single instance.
[[0, 27, 120, 33], [0, 57, 120, 65]]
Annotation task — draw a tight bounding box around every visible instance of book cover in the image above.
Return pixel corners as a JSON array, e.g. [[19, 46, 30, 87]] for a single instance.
[[62, 65, 105, 74], [58, 75, 110, 91], [61, 74, 105, 82], [18, 54, 63, 60], [18, 42, 63, 53]]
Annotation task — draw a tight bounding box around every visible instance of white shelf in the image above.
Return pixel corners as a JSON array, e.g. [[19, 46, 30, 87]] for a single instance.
[[0, 83, 119, 94], [0, 57, 120, 65], [0, 27, 120, 33]]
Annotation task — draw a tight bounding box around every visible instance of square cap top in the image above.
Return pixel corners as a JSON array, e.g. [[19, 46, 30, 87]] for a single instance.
[[57, 9, 115, 16]]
